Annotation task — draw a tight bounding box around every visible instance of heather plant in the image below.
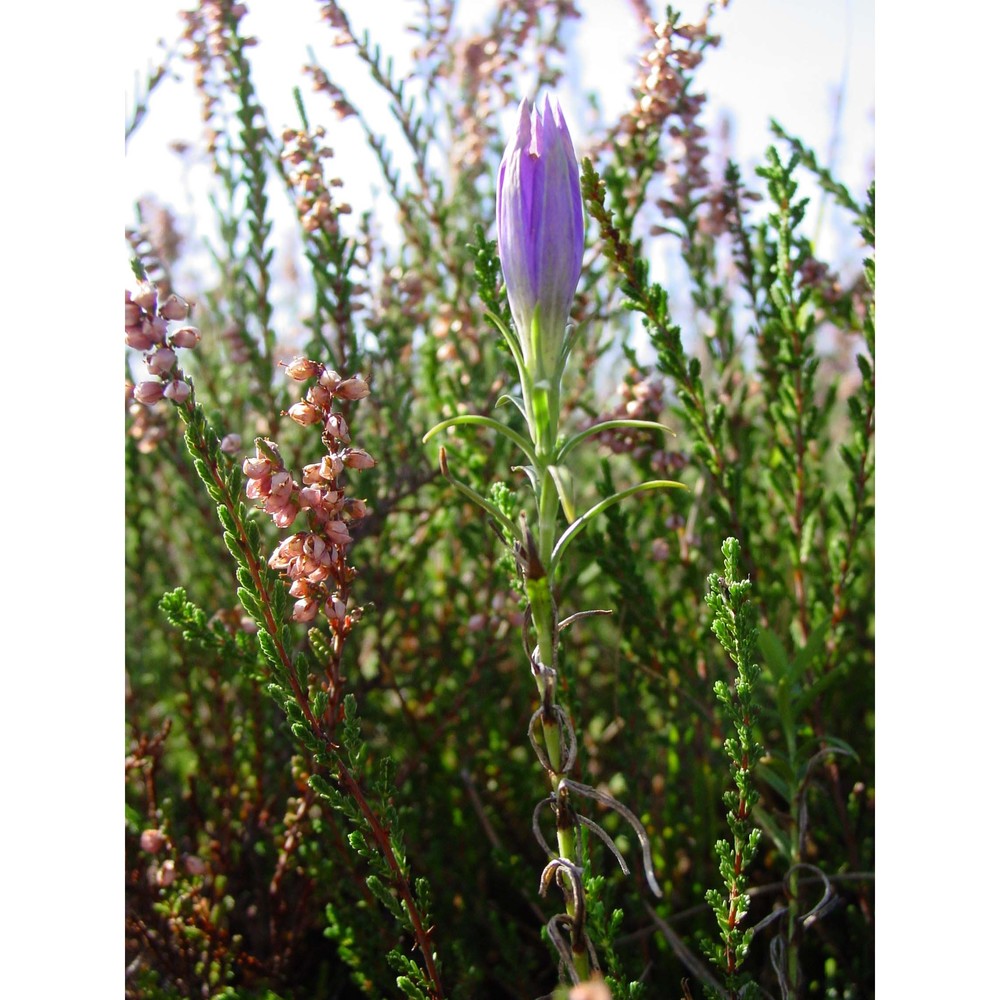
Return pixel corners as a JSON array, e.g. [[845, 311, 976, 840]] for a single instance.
[[125, 3, 874, 998]]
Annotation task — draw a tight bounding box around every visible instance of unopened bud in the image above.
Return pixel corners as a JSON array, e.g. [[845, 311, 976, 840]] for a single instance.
[[496, 97, 584, 382], [125, 322, 157, 351], [164, 379, 191, 403], [133, 380, 165, 406], [220, 433, 242, 454], [140, 829, 168, 854], [158, 294, 190, 321], [568, 983, 613, 1000], [169, 326, 201, 350], [156, 859, 176, 887], [324, 595, 347, 622], [182, 855, 207, 876], [146, 347, 177, 376], [292, 598, 319, 622], [133, 286, 157, 313]]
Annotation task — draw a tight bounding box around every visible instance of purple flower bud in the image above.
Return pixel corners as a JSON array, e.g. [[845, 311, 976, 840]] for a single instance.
[[496, 96, 584, 380]]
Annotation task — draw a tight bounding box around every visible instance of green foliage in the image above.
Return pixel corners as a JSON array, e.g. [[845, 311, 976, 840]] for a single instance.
[[702, 539, 764, 999], [126, 5, 873, 998]]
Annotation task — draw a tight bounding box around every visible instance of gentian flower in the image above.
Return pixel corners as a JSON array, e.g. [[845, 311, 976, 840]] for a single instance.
[[496, 96, 584, 383]]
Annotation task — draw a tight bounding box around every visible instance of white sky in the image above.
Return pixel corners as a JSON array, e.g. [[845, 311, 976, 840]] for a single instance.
[[125, 0, 875, 251]]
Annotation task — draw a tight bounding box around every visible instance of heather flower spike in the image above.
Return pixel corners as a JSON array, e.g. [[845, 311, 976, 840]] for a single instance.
[[497, 96, 584, 386]]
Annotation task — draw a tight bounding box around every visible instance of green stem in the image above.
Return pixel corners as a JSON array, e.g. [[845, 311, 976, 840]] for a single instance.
[[522, 366, 591, 981], [537, 465, 561, 575], [528, 574, 589, 984], [787, 792, 802, 998]]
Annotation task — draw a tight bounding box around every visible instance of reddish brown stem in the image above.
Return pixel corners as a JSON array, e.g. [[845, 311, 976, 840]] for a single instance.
[[182, 395, 444, 999]]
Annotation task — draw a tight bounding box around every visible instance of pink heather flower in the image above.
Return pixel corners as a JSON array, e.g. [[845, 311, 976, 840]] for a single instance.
[[156, 859, 176, 887], [286, 356, 323, 380], [324, 595, 347, 622], [125, 323, 158, 352], [650, 537, 670, 562], [342, 448, 375, 470], [263, 492, 290, 515], [302, 462, 327, 485], [496, 96, 584, 381], [325, 412, 351, 442], [125, 298, 142, 327], [326, 520, 352, 547], [306, 562, 331, 584], [288, 401, 322, 426], [243, 456, 271, 479], [164, 379, 191, 403], [299, 487, 323, 508], [169, 326, 201, 350], [140, 829, 168, 854], [133, 381, 165, 406], [292, 598, 319, 622], [335, 375, 370, 400], [246, 476, 271, 500], [272, 504, 298, 528], [321, 454, 345, 478], [249, 359, 377, 631], [158, 294, 190, 321], [319, 368, 342, 391], [146, 347, 177, 376], [133, 286, 157, 313], [306, 383, 332, 409], [321, 489, 346, 515], [182, 855, 207, 876], [303, 534, 328, 561], [269, 470, 294, 500], [342, 498, 368, 520], [269, 535, 305, 569]]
